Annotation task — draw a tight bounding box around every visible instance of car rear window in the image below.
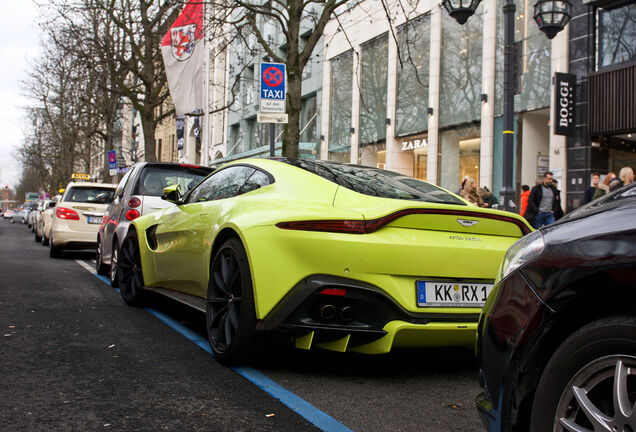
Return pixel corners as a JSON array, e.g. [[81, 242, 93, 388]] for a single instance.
[[64, 187, 115, 203], [279, 158, 466, 205], [136, 165, 213, 196]]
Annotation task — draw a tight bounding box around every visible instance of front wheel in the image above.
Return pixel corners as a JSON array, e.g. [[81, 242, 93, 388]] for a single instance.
[[49, 235, 62, 258], [530, 316, 636, 432], [206, 238, 260, 365], [117, 230, 144, 306]]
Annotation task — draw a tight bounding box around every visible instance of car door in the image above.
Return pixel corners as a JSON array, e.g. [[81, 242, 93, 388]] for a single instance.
[[152, 166, 257, 296], [103, 166, 137, 260]]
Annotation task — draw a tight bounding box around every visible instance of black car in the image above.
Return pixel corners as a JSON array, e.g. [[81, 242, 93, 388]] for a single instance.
[[476, 182, 636, 431]]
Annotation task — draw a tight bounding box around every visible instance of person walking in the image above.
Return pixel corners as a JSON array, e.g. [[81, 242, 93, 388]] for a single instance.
[[519, 185, 530, 217], [610, 167, 635, 191], [460, 178, 487, 207], [583, 172, 600, 204], [524, 171, 560, 229], [593, 172, 616, 200], [552, 179, 564, 220]]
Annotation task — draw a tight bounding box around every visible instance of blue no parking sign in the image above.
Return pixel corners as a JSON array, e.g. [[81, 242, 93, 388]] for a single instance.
[[260, 62, 286, 113], [107, 150, 117, 170]]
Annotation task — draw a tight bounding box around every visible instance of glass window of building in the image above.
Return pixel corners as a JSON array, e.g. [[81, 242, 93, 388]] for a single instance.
[[440, 4, 483, 128], [329, 51, 353, 162], [396, 15, 431, 137], [256, 123, 283, 151], [359, 34, 389, 146], [598, 3, 636, 68], [246, 119, 257, 150], [229, 124, 241, 155], [300, 95, 319, 158], [439, 125, 482, 192], [494, 0, 551, 116]]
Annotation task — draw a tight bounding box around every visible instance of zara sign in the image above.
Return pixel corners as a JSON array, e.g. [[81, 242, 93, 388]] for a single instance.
[[554, 73, 576, 137], [400, 136, 428, 151]]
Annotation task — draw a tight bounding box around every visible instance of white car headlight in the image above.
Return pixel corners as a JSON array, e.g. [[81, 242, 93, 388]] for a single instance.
[[498, 230, 545, 281]]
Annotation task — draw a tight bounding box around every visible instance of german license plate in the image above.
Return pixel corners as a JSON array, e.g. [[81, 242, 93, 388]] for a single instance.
[[87, 216, 103, 224], [417, 281, 493, 307]]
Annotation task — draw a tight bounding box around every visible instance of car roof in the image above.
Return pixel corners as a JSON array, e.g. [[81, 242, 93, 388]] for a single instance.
[[64, 181, 117, 189]]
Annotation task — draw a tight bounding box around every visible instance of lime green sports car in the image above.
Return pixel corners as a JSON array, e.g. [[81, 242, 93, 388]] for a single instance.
[[117, 158, 531, 364]]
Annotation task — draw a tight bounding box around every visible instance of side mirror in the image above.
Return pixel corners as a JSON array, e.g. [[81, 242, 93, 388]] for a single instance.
[[161, 184, 183, 204], [48, 201, 56, 208], [95, 192, 114, 204]]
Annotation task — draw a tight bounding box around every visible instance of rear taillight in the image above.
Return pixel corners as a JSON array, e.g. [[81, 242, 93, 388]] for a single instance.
[[56, 207, 80, 220], [126, 209, 140, 221], [320, 288, 347, 296], [179, 164, 202, 169], [276, 220, 365, 234], [128, 197, 141, 208]]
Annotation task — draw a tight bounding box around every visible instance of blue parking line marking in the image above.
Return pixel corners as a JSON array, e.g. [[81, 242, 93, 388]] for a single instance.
[[86, 262, 352, 432]]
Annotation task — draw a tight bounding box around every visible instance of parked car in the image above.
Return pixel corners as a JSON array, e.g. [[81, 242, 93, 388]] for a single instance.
[[34, 199, 53, 242], [475, 181, 636, 431], [96, 162, 213, 286], [40, 197, 60, 245], [12, 208, 30, 224], [25, 201, 39, 230], [49, 182, 116, 257], [116, 158, 532, 365], [3, 209, 14, 219]]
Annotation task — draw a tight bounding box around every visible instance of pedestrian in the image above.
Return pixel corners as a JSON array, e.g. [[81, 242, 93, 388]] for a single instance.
[[524, 171, 560, 229], [583, 172, 600, 204], [519, 185, 530, 216], [592, 172, 615, 200], [610, 167, 634, 191], [553, 179, 564, 220], [460, 178, 487, 207]]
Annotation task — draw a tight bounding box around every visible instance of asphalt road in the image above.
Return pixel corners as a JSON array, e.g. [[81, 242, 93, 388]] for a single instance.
[[1, 219, 485, 431]]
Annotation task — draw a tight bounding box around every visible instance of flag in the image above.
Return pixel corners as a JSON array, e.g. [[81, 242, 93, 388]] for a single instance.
[[161, 1, 204, 115]]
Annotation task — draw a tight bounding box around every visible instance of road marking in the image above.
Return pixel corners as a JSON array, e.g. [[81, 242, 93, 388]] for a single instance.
[[76, 260, 352, 432]]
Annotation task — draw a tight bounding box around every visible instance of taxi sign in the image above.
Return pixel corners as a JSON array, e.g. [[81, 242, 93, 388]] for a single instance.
[[260, 62, 286, 113], [71, 173, 91, 180]]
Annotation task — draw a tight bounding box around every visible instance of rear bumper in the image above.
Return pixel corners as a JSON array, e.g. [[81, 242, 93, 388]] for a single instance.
[[51, 225, 98, 249], [257, 275, 480, 353]]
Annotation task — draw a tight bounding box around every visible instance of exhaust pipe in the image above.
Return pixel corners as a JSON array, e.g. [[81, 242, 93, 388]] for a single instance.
[[339, 306, 355, 322], [319, 304, 336, 320]]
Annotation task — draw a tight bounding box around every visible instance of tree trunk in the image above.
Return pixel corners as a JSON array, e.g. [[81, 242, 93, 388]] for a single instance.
[[140, 107, 157, 162], [284, 68, 302, 158]]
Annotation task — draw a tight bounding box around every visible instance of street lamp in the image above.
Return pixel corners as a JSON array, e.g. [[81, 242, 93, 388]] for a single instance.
[[443, 0, 570, 212], [533, 0, 572, 39]]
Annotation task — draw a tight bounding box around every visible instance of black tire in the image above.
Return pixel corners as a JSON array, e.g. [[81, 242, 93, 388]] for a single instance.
[[96, 237, 109, 275], [110, 241, 119, 288], [49, 237, 63, 258], [118, 230, 144, 306], [530, 316, 636, 432], [42, 232, 49, 246], [34, 230, 42, 243], [206, 238, 260, 365]]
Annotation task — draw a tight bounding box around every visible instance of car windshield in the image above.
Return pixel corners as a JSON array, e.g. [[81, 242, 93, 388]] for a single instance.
[[137, 165, 212, 196], [64, 187, 115, 203], [278, 158, 466, 205]]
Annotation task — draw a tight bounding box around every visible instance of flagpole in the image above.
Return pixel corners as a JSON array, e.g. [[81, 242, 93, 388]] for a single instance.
[[202, 1, 210, 166]]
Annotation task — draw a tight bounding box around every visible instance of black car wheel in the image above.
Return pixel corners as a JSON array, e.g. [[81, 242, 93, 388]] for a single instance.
[[206, 238, 260, 364], [34, 229, 42, 243], [530, 316, 636, 432], [118, 231, 144, 306], [42, 232, 49, 246], [49, 235, 62, 258], [110, 242, 119, 288], [96, 238, 109, 275]]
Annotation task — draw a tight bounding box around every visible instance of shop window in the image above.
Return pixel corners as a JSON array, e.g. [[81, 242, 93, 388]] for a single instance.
[[329, 51, 353, 162], [439, 126, 481, 191], [359, 34, 389, 146], [598, 3, 636, 68], [396, 15, 431, 137]]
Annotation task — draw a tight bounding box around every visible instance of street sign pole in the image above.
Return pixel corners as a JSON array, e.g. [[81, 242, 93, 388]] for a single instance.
[[270, 123, 275, 157]]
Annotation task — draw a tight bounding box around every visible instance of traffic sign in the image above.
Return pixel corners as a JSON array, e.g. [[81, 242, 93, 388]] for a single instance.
[[257, 112, 288, 124], [260, 62, 286, 113], [107, 150, 117, 170]]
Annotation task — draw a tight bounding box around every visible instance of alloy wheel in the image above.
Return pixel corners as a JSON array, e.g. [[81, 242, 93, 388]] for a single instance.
[[118, 236, 143, 302], [556, 355, 636, 432], [207, 248, 243, 352], [110, 246, 119, 287]]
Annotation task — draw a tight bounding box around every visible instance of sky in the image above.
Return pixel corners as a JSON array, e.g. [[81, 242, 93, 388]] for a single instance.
[[0, 1, 41, 190]]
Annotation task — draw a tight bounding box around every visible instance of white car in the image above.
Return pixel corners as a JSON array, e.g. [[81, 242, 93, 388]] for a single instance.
[[49, 182, 116, 258]]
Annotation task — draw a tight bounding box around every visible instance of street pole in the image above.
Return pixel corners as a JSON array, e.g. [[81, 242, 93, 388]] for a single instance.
[[500, 0, 517, 212], [269, 123, 275, 157]]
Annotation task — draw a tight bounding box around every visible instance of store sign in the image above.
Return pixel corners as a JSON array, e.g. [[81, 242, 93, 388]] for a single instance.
[[401, 137, 428, 151], [554, 73, 576, 137]]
